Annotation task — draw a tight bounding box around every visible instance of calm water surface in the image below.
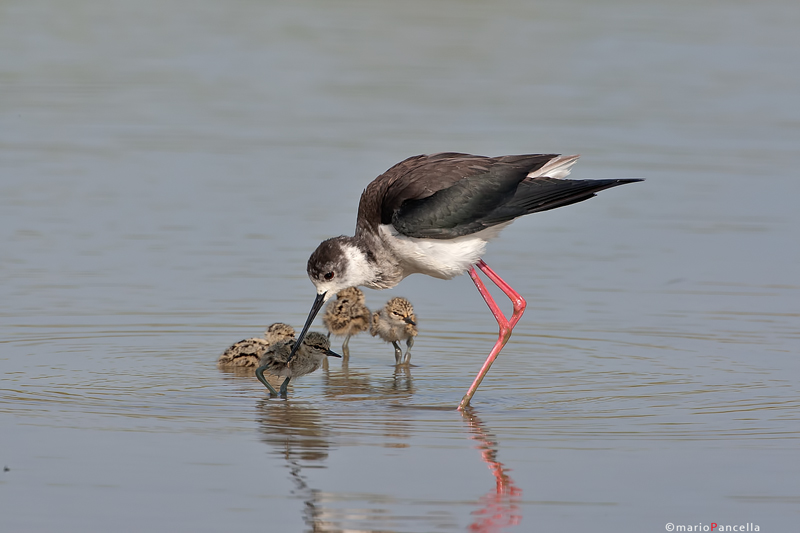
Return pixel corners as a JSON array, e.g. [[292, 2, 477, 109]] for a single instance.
[[2, 0, 799, 531]]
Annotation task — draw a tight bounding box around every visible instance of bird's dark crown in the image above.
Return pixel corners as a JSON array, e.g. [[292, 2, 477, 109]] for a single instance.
[[307, 236, 351, 283]]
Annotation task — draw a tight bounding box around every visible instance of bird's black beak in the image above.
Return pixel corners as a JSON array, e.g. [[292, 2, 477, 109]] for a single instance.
[[326, 349, 342, 358], [288, 291, 327, 362], [404, 316, 416, 326]]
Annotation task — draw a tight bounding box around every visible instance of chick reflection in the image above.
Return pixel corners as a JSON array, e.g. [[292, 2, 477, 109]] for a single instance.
[[461, 408, 522, 532], [255, 399, 330, 463], [320, 358, 414, 401], [255, 399, 331, 531]]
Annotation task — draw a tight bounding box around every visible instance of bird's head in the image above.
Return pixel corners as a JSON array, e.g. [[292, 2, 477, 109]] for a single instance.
[[284, 236, 375, 366], [307, 236, 373, 299]]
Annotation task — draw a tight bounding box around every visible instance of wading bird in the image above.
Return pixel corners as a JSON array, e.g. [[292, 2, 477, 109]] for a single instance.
[[322, 287, 371, 356], [255, 331, 341, 396], [218, 323, 296, 367], [279, 152, 641, 409], [370, 297, 418, 365]]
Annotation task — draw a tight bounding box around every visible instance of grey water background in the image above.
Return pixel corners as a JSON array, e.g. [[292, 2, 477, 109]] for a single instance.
[[2, 0, 799, 531]]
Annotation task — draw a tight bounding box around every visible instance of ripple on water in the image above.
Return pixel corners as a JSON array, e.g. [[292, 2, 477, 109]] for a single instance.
[[3, 316, 798, 449]]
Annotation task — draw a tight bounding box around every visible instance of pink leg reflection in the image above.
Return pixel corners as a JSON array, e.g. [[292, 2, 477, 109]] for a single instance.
[[462, 408, 523, 532]]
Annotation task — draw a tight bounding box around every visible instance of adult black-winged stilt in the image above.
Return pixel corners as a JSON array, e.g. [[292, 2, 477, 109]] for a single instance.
[[280, 152, 642, 409]]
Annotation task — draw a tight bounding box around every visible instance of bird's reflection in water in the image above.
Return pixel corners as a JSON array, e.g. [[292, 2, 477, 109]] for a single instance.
[[389, 364, 414, 395], [461, 407, 522, 532], [255, 399, 331, 531], [251, 364, 419, 531], [252, 365, 520, 532], [320, 356, 414, 401], [255, 399, 330, 463], [217, 364, 284, 390], [216, 365, 254, 379]]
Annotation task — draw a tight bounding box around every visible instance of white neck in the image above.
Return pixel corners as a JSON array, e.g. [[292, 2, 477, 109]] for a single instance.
[[341, 243, 376, 286]]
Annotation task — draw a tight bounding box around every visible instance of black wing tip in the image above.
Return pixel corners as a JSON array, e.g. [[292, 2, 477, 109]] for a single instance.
[[586, 178, 644, 190], [589, 177, 644, 184], [585, 177, 644, 195]]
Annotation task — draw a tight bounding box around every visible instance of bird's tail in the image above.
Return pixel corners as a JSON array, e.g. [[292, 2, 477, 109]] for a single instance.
[[483, 176, 643, 225]]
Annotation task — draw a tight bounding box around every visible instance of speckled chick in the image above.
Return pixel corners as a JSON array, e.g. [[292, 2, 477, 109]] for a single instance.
[[322, 287, 371, 355], [370, 297, 418, 365], [255, 331, 341, 395], [217, 323, 296, 367]]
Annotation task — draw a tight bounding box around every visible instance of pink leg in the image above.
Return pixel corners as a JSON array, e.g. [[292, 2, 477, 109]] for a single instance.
[[458, 259, 527, 411]]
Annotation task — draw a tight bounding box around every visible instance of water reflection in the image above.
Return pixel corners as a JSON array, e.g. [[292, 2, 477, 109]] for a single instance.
[[462, 408, 522, 533], [321, 360, 415, 400], [217, 363, 285, 391], [255, 400, 330, 530], [285, 457, 327, 533], [253, 381, 523, 532], [216, 365, 256, 379], [255, 399, 331, 463]]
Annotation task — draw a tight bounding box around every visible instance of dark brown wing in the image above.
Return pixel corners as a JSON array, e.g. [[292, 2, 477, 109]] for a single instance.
[[355, 153, 558, 235]]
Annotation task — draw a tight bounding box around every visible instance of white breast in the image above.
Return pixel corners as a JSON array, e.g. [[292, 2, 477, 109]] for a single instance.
[[379, 223, 511, 280]]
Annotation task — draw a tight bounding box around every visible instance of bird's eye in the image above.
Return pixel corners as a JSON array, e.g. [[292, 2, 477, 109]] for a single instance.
[[324, 272, 335, 281]]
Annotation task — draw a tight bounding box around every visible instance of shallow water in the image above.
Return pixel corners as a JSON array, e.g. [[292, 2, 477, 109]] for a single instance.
[[2, 0, 799, 531]]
